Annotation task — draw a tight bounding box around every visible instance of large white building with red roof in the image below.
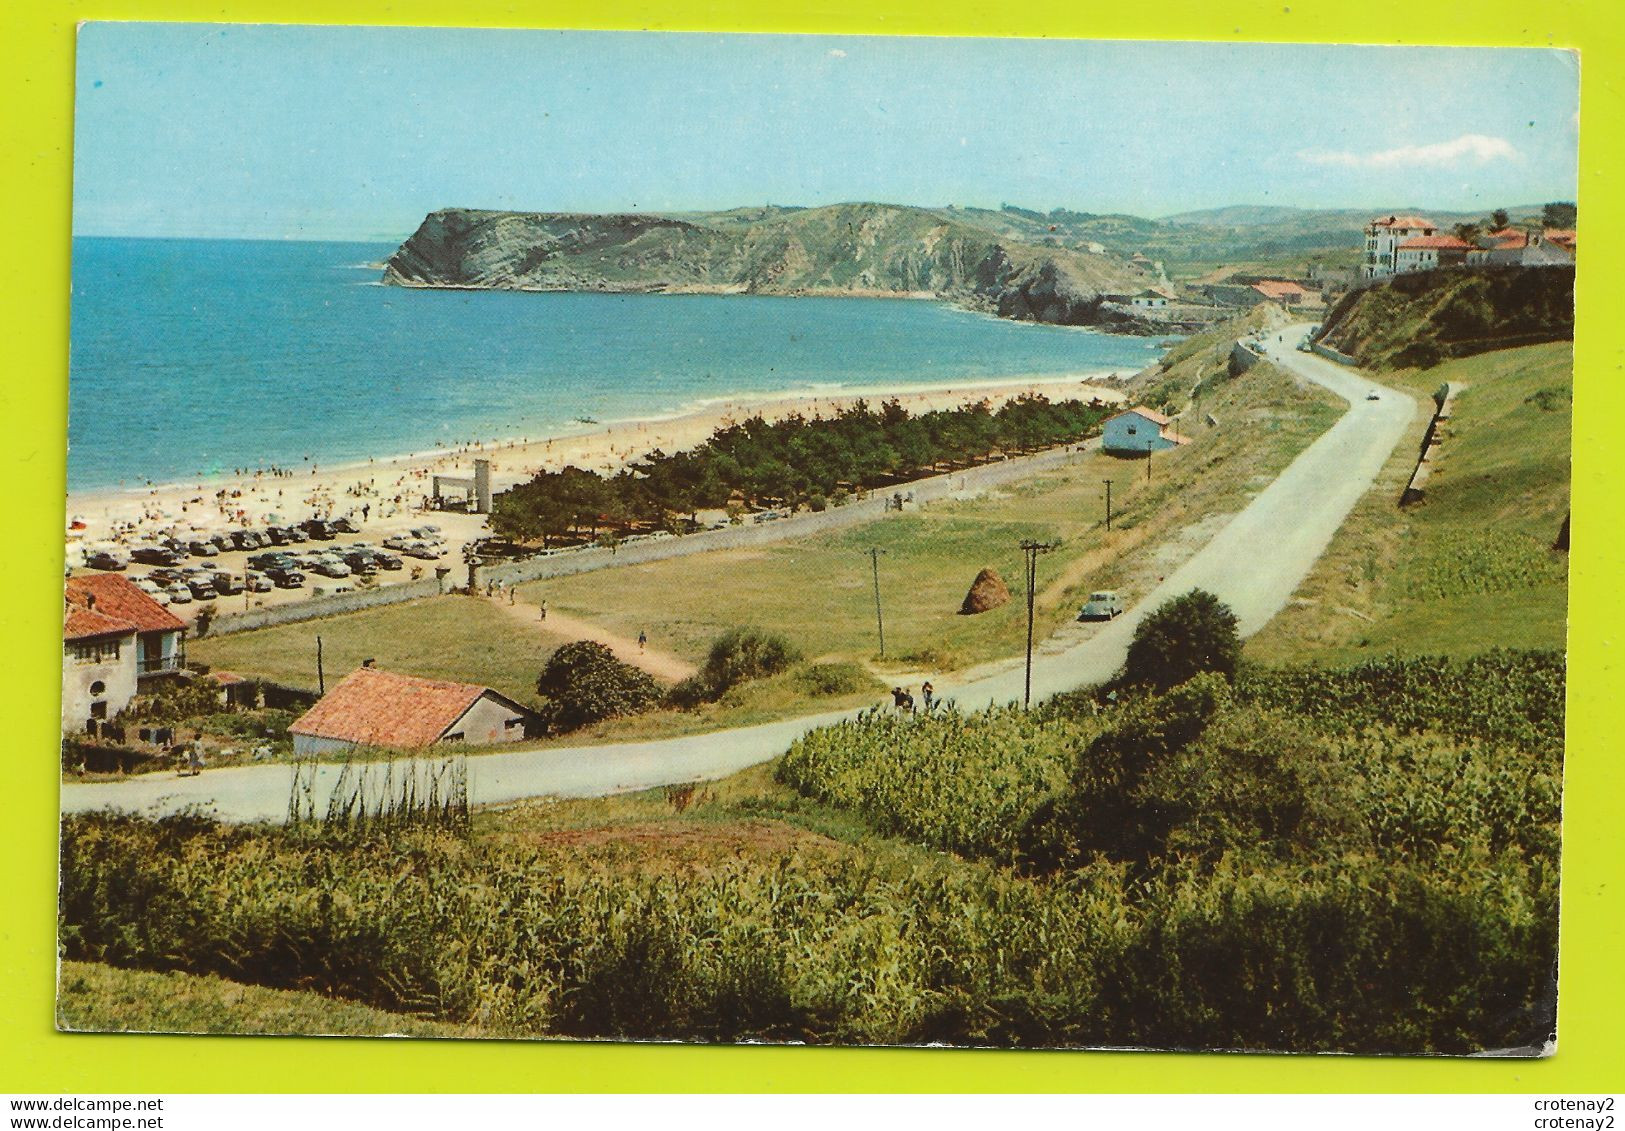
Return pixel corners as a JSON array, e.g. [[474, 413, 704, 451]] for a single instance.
[[1394, 234, 1475, 273], [289, 666, 537, 757], [1360, 214, 1440, 279], [62, 573, 187, 733]]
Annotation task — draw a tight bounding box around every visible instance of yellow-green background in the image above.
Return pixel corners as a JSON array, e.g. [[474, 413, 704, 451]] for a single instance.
[[2, 0, 1618, 1094]]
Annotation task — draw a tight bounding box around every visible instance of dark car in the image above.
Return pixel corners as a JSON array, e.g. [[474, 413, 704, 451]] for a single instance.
[[284, 526, 309, 543], [230, 530, 264, 552], [262, 526, 290, 545], [470, 537, 530, 561], [186, 578, 217, 600], [208, 533, 235, 553], [372, 551, 403, 571], [187, 540, 220, 558], [330, 516, 360, 534], [300, 520, 337, 541], [130, 545, 183, 567], [84, 550, 127, 571], [148, 567, 188, 586], [210, 571, 244, 595], [264, 567, 306, 588], [243, 570, 274, 593], [249, 551, 299, 571], [342, 550, 379, 574]]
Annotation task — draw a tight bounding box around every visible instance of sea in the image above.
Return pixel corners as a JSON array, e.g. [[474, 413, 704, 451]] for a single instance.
[[68, 237, 1167, 492]]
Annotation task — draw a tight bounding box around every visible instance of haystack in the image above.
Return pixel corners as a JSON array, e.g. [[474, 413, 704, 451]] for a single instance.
[[960, 567, 1011, 615]]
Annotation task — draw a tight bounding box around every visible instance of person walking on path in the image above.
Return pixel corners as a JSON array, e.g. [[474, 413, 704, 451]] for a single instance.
[[921, 681, 935, 712], [638, 629, 648, 653], [538, 599, 547, 622]]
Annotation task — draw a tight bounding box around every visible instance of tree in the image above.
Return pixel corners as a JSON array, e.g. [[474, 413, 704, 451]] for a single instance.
[[536, 641, 661, 732], [1490, 208, 1511, 231], [1541, 202, 1577, 229], [671, 627, 802, 707], [1122, 588, 1242, 690]]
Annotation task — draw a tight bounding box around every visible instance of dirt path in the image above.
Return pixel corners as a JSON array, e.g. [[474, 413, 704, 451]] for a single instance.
[[484, 592, 699, 682]]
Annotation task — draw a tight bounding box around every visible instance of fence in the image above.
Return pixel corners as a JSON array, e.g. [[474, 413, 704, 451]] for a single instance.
[[200, 576, 447, 638]]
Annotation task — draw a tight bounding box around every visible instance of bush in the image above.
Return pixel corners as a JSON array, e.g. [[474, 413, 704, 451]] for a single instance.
[[672, 627, 802, 708], [792, 661, 874, 698], [1122, 588, 1241, 690], [536, 641, 661, 732]]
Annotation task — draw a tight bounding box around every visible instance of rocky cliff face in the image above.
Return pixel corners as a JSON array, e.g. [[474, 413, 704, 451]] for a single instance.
[[382, 203, 1160, 330]]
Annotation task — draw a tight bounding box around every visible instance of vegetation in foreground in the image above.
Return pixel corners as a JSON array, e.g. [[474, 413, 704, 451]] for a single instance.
[[62, 619, 1561, 1052]]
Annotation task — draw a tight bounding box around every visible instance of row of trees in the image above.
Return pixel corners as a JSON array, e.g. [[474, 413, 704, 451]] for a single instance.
[[490, 394, 1113, 545]]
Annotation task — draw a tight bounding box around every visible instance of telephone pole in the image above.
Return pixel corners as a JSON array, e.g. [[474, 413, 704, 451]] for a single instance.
[[866, 547, 887, 658], [1018, 540, 1059, 709], [1102, 479, 1115, 531], [316, 634, 326, 696]]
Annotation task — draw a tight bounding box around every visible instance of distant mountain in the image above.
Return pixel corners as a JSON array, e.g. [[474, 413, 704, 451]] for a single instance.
[[383, 203, 1163, 330]]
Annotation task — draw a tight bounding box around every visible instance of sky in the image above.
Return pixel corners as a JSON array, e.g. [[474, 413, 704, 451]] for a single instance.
[[72, 25, 1582, 241]]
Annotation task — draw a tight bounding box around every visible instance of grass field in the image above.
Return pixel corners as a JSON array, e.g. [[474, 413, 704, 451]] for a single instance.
[[1247, 342, 1571, 664], [57, 960, 488, 1038]]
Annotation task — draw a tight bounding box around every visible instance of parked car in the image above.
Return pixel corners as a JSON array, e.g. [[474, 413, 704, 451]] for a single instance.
[[284, 526, 309, 543], [207, 533, 235, 553], [231, 529, 265, 551], [399, 541, 440, 560], [243, 570, 274, 593], [210, 571, 244, 595], [299, 519, 337, 541], [308, 557, 352, 578], [330, 516, 360, 534], [469, 537, 529, 560], [130, 545, 183, 567], [148, 567, 188, 586], [261, 525, 289, 546], [163, 583, 193, 605], [186, 578, 218, 600], [133, 576, 166, 598], [249, 551, 300, 572], [382, 534, 414, 551], [264, 567, 306, 588], [1079, 590, 1125, 621], [341, 550, 378, 574], [1367, 391, 1381, 401], [84, 550, 128, 571], [187, 540, 219, 558], [371, 551, 403, 571]]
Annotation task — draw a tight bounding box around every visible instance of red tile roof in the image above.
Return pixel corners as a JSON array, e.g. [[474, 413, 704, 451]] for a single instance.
[[1487, 227, 1527, 243], [1251, 279, 1305, 299], [1370, 214, 1436, 230], [65, 574, 185, 638], [290, 667, 500, 748], [1398, 235, 1474, 250], [65, 606, 138, 642], [1121, 405, 1172, 426]]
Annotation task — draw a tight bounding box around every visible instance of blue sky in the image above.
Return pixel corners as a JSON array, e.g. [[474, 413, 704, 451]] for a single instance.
[[73, 25, 1581, 240]]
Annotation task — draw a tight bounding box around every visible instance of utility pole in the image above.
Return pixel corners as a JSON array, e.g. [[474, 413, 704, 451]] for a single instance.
[[866, 547, 887, 658], [316, 634, 325, 696], [1102, 479, 1115, 531], [1018, 540, 1059, 709]]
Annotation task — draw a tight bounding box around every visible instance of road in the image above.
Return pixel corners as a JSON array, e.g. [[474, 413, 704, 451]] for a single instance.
[[61, 325, 1417, 823]]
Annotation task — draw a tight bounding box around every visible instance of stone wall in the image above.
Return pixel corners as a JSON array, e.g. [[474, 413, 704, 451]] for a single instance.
[[201, 576, 447, 638]]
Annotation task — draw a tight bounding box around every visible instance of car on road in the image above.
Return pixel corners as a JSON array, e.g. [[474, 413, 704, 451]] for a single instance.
[[264, 566, 306, 588], [83, 550, 128, 571], [1079, 590, 1125, 621], [1366, 391, 1381, 401]]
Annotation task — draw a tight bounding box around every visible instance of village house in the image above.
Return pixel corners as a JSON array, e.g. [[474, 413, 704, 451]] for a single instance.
[[1102, 406, 1192, 455], [1468, 227, 1577, 268], [62, 574, 187, 733], [1249, 279, 1307, 306], [1393, 234, 1475, 273], [289, 665, 538, 757], [1360, 214, 1438, 279]]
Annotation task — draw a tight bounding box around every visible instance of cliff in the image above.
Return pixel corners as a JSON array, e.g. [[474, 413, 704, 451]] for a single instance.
[[381, 203, 1162, 330]]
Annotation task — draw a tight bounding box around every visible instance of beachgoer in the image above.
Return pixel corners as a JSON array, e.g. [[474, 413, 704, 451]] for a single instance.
[[921, 681, 935, 711]]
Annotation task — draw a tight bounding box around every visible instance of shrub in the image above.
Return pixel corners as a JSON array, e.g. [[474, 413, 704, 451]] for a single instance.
[[536, 641, 661, 732], [792, 661, 874, 698], [672, 628, 802, 707], [1122, 588, 1242, 690]]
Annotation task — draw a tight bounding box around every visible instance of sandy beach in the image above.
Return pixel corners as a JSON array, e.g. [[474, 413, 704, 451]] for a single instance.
[[66, 372, 1131, 559]]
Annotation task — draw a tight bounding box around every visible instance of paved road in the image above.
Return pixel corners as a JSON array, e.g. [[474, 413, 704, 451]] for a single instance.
[[61, 325, 1416, 823]]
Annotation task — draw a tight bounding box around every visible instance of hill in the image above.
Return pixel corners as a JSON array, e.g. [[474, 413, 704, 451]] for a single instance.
[[1316, 267, 1574, 369], [382, 203, 1163, 331]]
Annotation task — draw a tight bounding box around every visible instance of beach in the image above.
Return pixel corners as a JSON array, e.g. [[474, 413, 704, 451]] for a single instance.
[[66, 372, 1131, 564]]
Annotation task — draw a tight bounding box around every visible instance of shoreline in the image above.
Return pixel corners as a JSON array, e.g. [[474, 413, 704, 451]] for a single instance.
[[66, 372, 1133, 552]]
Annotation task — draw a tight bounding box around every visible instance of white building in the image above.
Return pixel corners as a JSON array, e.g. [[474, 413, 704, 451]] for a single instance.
[[1393, 234, 1474, 274], [289, 666, 537, 756], [1360, 215, 1438, 279], [62, 574, 187, 734]]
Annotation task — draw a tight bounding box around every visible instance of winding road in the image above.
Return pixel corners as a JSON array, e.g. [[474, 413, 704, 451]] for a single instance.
[[60, 324, 1418, 823]]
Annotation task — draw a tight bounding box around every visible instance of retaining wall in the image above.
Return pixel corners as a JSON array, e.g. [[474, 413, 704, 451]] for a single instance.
[[1309, 340, 1359, 367], [1400, 382, 1459, 506], [202, 576, 447, 638]]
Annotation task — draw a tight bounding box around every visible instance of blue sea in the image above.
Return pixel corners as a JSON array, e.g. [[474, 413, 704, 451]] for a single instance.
[[69, 237, 1164, 491]]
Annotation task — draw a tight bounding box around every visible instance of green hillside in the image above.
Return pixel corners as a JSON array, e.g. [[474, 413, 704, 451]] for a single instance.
[[1248, 342, 1572, 664]]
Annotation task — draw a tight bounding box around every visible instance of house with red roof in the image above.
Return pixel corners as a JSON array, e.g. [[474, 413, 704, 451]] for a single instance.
[[1394, 234, 1475, 274], [1102, 406, 1193, 455], [1250, 279, 1307, 306], [62, 574, 187, 733], [1360, 214, 1439, 279], [289, 665, 537, 757]]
